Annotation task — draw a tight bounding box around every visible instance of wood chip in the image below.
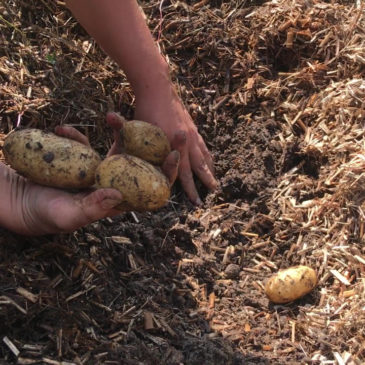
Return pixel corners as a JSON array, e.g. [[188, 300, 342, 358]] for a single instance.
[[144, 311, 155, 330], [110, 236, 132, 244], [65, 285, 96, 302], [130, 212, 139, 223], [330, 270, 351, 286], [3, 336, 20, 357], [17, 359, 38, 365], [208, 292, 215, 309], [16, 287, 38, 303], [354, 255, 365, 265], [0, 295, 27, 314]]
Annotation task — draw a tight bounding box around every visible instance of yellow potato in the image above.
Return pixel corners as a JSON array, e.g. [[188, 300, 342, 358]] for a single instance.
[[3, 128, 101, 189], [265, 265, 317, 304], [122, 120, 171, 165], [95, 153, 170, 212]]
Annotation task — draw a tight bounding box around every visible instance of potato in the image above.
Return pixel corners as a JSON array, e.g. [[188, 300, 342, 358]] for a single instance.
[[122, 120, 171, 165], [95, 153, 170, 212], [3, 128, 101, 189], [265, 265, 317, 304]]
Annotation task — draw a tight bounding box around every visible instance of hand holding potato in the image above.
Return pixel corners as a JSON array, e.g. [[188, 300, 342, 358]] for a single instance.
[[0, 159, 122, 237], [133, 88, 218, 205], [0, 119, 181, 235], [65, 0, 217, 206], [105, 111, 186, 186]]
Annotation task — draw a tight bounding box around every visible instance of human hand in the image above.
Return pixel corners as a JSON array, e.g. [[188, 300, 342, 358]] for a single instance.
[[117, 86, 217, 205], [64, 0, 216, 205], [2, 123, 180, 236], [105, 111, 184, 186], [0, 126, 122, 236]]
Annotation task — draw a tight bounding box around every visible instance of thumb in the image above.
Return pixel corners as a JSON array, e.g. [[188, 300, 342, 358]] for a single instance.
[[78, 188, 123, 223], [161, 130, 186, 186], [162, 150, 180, 186]]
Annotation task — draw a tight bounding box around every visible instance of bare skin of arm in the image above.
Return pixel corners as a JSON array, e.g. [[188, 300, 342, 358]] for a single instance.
[[65, 0, 217, 205]]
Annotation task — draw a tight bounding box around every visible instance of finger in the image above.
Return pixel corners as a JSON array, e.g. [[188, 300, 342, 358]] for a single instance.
[[178, 154, 202, 206], [190, 146, 218, 191], [106, 111, 127, 129], [77, 188, 123, 224], [106, 112, 125, 157], [197, 134, 215, 174], [171, 130, 187, 152], [55, 125, 90, 146], [161, 150, 180, 186], [107, 140, 123, 157], [161, 130, 186, 185]]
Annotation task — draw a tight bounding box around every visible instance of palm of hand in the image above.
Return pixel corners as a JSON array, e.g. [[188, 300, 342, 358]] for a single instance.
[[27, 183, 122, 235]]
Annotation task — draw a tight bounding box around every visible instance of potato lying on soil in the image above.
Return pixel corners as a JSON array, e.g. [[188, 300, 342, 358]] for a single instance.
[[265, 265, 317, 304], [95, 153, 170, 212], [122, 120, 171, 165], [3, 128, 101, 189]]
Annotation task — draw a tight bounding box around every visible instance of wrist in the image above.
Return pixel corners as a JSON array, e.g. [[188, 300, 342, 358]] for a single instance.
[[0, 164, 30, 234], [0, 163, 52, 235], [130, 55, 172, 100]]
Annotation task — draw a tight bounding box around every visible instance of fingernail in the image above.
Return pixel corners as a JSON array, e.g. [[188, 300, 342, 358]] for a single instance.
[[171, 150, 180, 163], [211, 179, 219, 190], [195, 197, 203, 206], [101, 198, 122, 210]]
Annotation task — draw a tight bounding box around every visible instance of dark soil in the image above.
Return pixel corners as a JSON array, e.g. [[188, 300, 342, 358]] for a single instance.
[[0, 109, 303, 364]]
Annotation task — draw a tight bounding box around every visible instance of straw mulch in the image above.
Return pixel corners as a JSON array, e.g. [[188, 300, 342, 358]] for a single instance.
[[0, 0, 364, 364]]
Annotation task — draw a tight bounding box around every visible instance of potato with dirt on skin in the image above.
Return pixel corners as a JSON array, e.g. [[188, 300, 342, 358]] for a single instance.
[[121, 119, 171, 165], [3, 128, 101, 189], [265, 265, 317, 304], [95, 153, 170, 212]]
